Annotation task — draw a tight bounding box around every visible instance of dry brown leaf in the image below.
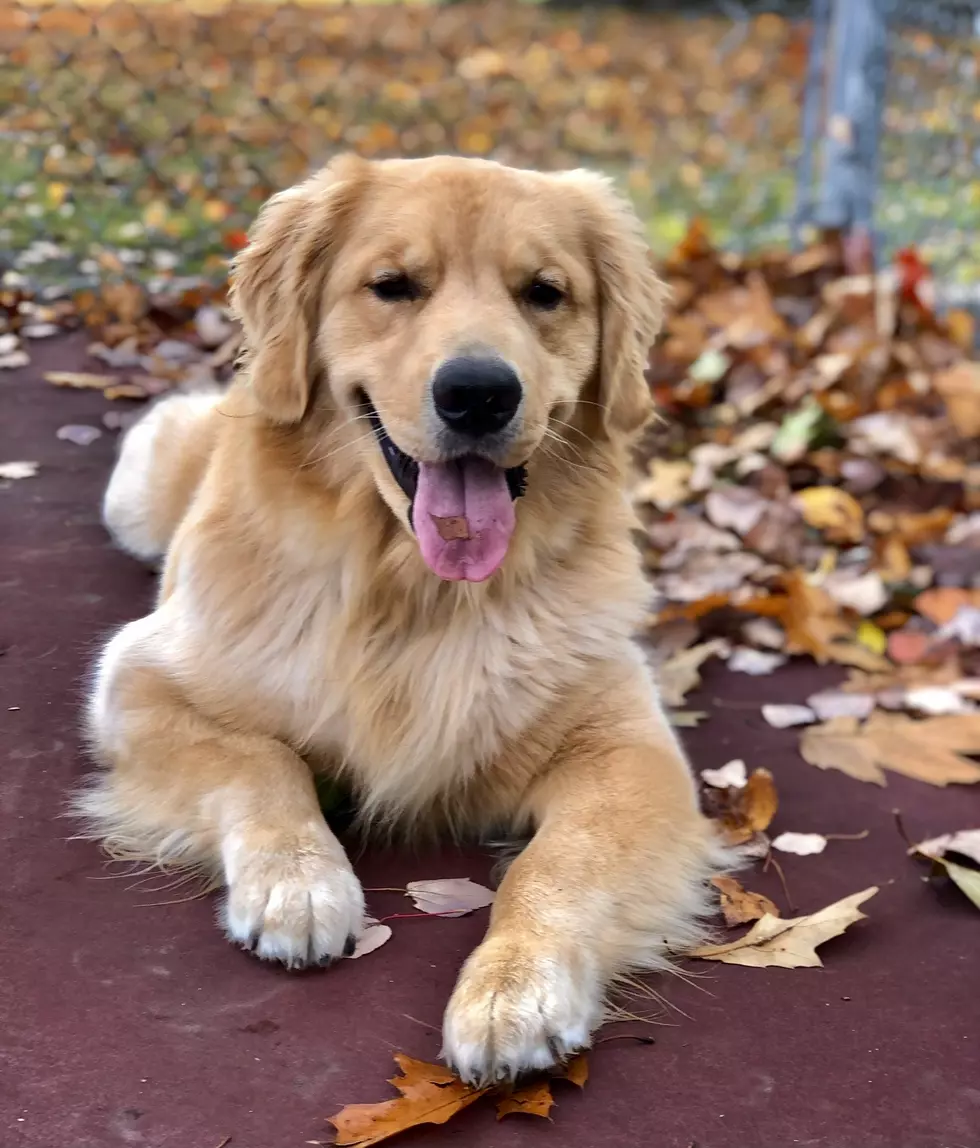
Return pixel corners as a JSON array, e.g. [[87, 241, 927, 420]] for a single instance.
[[740, 573, 887, 671], [690, 886, 877, 967], [710, 875, 779, 926], [495, 1080, 554, 1121], [800, 713, 980, 787], [327, 1056, 489, 1147], [657, 639, 728, 707], [708, 767, 779, 845], [800, 717, 886, 785], [561, 1054, 589, 1089]]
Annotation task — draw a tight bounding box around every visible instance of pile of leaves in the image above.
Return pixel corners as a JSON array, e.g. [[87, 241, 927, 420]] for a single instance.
[[638, 227, 980, 789]]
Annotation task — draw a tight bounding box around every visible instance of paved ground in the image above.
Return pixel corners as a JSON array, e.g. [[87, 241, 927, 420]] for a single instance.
[[2, 336, 978, 1148]]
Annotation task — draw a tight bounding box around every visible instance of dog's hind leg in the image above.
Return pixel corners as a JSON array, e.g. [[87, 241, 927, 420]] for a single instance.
[[102, 389, 222, 563]]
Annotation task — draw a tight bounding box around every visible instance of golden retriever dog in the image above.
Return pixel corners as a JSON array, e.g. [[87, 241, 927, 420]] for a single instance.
[[82, 154, 730, 1084]]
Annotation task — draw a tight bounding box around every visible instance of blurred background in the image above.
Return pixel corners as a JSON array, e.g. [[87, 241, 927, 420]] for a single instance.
[[1, 0, 978, 304]]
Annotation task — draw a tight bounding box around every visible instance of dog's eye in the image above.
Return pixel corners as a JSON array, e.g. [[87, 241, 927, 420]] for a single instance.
[[523, 278, 564, 311], [369, 274, 421, 303]]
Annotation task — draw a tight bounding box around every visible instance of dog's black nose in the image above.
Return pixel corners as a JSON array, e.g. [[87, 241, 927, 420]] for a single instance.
[[432, 357, 522, 438]]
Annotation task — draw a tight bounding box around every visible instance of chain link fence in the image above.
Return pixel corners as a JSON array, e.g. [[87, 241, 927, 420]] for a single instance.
[[1, 0, 977, 296]]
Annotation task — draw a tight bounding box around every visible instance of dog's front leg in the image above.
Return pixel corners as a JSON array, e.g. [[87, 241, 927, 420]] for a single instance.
[[81, 617, 364, 967], [442, 670, 725, 1084]]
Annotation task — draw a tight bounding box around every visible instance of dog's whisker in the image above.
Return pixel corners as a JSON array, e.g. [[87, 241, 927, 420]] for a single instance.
[[301, 429, 377, 470]]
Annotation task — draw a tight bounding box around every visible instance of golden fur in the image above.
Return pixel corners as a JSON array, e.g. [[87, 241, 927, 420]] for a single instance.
[[82, 155, 730, 1084]]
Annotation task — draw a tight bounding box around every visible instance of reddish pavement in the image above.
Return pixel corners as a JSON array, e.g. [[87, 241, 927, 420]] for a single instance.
[[2, 336, 977, 1148]]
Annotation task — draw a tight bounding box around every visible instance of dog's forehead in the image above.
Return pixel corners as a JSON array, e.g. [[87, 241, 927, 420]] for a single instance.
[[351, 164, 583, 261]]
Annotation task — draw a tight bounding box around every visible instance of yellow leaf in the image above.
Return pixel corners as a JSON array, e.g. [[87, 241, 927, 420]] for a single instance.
[[46, 181, 68, 208], [795, 487, 865, 544], [856, 620, 886, 656], [690, 887, 878, 968]]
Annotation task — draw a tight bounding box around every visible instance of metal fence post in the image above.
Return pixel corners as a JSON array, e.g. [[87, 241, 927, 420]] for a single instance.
[[811, 0, 892, 265]]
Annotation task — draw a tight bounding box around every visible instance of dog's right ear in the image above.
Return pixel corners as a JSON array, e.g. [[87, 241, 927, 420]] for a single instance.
[[229, 155, 367, 423]]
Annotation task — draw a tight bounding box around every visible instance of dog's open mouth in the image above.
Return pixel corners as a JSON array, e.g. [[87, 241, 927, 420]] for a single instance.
[[364, 400, 527, 583]]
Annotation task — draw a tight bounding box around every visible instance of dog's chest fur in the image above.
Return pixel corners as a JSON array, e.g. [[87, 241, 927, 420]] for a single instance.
[[170, 528, 644, 820]]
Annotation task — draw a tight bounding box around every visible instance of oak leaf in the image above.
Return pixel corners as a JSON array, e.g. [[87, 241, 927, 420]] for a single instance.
[[495, 1080, 554, 1121], [690, 886, 877, 967], [328, 1056, 488, 1147]]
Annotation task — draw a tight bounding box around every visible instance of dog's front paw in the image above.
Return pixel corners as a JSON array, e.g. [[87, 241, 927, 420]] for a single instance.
[[441, 937, 601, 1085], [220, 829, 365, 968]]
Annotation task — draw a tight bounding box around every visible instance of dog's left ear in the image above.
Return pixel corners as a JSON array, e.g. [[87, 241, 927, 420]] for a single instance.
[[562, 171, 667, 439], [229, 155, 367, 423]]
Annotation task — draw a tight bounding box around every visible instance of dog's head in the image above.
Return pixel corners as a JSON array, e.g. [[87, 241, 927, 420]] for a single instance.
[[231, 154, 665, 583]]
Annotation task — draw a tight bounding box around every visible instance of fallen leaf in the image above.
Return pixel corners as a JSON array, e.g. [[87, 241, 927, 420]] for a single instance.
[[44, 370, 116, 390], [806, 690, 876, 721], [704, 486, 768, 536], [560, 1055, 589, 1089], [710, 875, 779, 926], [0, 349, 30, 370], [56, 424, 102, 446], [940, 862, 980, 910], [689, 886, 878, 967], [327, 1055, 488, 1147], [632, 458, 693, 511], [771, 831, 827, 856], [800, 717, 886, 785], [904, 686, 974, 716], [405, 878, 495, 917], [495, 1080, 554, 1121], [938, 607, 980, 648], [657, 639, 728, 707], [795, 487, 865, 544], [701, 759, 747, 789], [800, 712, 980, 787], [708, 767, 779, 845], [914, 588, 980, 627], [910, 829, 980, 868], [762, 704, 816, 729], [668, 710, 708, 728], [728, 647, 786, 675], [0, 461, 39, 480], [348, 920, 393, 960], [822, 570, 888, 616], [909, 829, 980, 911], [934, 361, 980, 438]]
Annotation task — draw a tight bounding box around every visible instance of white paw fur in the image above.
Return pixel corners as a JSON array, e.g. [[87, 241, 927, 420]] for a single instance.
[[441, 938, 601, 1085], [219, 829, 365, 968]]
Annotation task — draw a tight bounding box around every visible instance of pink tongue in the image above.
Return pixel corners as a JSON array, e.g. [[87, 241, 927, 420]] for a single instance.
[[414, 458, 516, 582]]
